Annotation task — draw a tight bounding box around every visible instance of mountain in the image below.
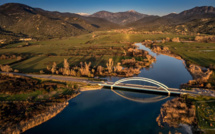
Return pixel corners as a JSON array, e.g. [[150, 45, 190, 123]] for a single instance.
[[169, 18, 215, 34], [76, 13, 90, 16], [0, 3, 118, 39], [90, 10, 148, 25], [127, 6, 215, 34], [0, 3, 214, 39], [179, 6, 215, 16]]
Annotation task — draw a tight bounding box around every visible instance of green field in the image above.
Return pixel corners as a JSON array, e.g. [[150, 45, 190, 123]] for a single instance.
[[0, 30, 214, 81], [0, 59, 17, 65], [160, 42, 215, 67], [0, 31, 194, 73], [159, 42, 215, 86], [196, 101, 215, 130]]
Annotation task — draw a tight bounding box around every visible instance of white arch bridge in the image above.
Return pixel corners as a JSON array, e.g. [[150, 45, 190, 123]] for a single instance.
[[99, 77, 186, 96]]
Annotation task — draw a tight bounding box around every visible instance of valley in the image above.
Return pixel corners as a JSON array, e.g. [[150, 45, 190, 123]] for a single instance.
[[0, 2, 215, 134]]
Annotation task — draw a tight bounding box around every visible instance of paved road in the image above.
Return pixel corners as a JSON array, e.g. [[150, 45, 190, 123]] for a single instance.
[[1, 71, 215, 97], [0, 72, 90, 83], [101, 82, 215, 97]]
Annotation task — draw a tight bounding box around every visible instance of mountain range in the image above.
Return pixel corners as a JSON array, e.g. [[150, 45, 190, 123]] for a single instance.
[[127, 6, 215, 33], [0, 3, 118, 39], [0, 3, 215, 39], [90, 10, 148, 25]]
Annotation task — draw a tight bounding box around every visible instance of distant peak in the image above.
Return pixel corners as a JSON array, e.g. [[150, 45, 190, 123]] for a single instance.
[[1, 3, 30, 8], [171, 12, 177, 14], [76, 13, 90, 16], [127, 10, 137, 13]]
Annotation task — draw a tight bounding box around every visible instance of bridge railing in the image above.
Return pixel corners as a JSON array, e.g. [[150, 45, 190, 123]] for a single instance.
[[111, 77, 171, 95]]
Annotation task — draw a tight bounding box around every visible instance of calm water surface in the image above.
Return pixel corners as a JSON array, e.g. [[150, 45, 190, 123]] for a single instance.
[[107, 43, 193, 88], [24, 43, 193, 134]]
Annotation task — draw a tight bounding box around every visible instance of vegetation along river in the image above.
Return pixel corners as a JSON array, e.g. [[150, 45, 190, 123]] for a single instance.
[[24, 43, 193, 134]]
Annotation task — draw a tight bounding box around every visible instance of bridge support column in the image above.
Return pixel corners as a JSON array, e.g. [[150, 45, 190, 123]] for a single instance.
[[111, 85, 113, 90], [168, 92, 171, 96]]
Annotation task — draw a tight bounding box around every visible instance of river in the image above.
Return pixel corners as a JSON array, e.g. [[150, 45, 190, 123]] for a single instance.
[[24, 43, 193, 134]]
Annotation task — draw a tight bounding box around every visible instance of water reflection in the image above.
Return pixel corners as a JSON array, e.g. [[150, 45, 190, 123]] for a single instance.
[[24, 43, 194, 134], [106, 43, 193, 88], [111, 88, 170, 103]]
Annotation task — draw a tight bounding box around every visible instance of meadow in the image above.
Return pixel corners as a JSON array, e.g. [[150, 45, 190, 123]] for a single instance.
[[0, 30, 194, 73], [159, 42, 215, 86], [160, 42, 215, 67]]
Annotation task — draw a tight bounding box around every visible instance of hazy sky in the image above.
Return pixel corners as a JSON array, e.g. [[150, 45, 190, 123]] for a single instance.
[[0, 0, 215, 16]]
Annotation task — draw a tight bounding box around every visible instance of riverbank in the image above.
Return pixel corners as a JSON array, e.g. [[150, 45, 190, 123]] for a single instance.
[[141, 41, 214, 89], [1, 40, 214, 133], [2, 101, 68, 134], [156, 97, 197, 134], [80, 85, 103, 91], [0, 73, 83, 134], [159, 41, 215, 89]]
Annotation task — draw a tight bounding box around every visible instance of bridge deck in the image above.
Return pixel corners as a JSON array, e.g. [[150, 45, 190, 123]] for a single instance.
[[99, 82, 185, 95]]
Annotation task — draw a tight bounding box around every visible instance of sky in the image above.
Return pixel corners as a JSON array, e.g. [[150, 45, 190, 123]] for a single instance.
[[0, 0, 215, 16]]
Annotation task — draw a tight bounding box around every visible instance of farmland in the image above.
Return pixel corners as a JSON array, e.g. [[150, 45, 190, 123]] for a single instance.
[[0, 31, 194, 73]]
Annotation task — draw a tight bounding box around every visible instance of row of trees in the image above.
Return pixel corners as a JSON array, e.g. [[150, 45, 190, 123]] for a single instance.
[[0, 54, 22, 60], [0, 64, 19, 73], [195, 35, 215, 42], [47, 58, 142, 77], [47, 59, 95, 77]]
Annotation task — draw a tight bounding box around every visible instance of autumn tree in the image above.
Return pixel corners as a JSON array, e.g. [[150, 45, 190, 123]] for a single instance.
[[115, 62, 123, 73], [206, 83, 212, 89], [51, 62, 57, 74], [106, 58, 113, 73], [79, 62, 91, 76], [166, 37, 170, 42], [70, 69, 76, 76], [63, 59, 70, 75], [64, 59, 70, 70], [47, 66, 51, 71], [97, 66, 103, 75], [0, 65, 13, 72]]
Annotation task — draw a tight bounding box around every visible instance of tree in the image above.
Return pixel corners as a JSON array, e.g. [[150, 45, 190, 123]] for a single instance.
[[64, 59, 70, 70], [79, 62, 91, 76], [70, 69, 76, 76], [51, 62, 57, 74], [97, 66, 103, 75], [106, 58, 113, 73], [115, 62, 122, 73], [166, 37, 170, 42], [0, 65, 13, 72], [63, 59, 70, 75], [206, 83, 212, 89], [47, 66, 51, 71]]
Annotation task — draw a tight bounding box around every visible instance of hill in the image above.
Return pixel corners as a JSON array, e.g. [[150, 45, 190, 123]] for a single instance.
[[1, 3, 215, 39], [127, 6, 215, 34], [91, 10, 148, 25], [0, 3, 118, 39]]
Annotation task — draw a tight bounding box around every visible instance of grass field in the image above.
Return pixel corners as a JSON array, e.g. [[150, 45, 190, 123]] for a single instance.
[[159, 42, 215, 86], [1, 30, 214, 81], [0, 59, 17, 65], [196, 101, 215, 130], [0, 31, 195, 73], [160, 42, 215, 67]]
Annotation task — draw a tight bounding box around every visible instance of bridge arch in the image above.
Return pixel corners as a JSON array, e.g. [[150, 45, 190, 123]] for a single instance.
[[111, 77, 170, 95]]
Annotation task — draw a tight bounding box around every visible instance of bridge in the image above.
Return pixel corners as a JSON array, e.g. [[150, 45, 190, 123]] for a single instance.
[[99, 77, 187, 96]]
